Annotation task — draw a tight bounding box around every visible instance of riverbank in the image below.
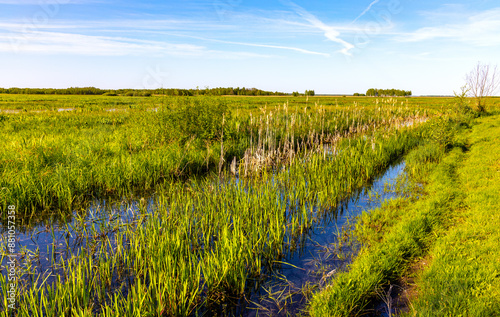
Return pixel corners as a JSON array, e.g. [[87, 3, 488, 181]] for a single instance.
[[309, 114, 500, 316]]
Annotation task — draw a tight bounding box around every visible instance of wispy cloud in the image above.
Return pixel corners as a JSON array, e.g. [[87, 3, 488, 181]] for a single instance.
[[0, 16, 330, 58], [285, 2, 354, 56], [0, 31, 202, 56], [167, 34, 330, 57], [397, 8, 500, 47], [0, 19, 227, 32], [351, 0, 380, 23], [0, 30, 271, 59], [215, 40, 330, 57]]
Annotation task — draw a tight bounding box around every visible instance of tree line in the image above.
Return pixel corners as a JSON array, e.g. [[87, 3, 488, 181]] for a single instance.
[[292, 90, 315, 97], [0, 87, 287, 96], [364, 88, 412, 97]]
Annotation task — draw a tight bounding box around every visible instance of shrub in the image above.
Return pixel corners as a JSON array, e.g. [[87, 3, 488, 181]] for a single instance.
[[159, 97, 231, 144]]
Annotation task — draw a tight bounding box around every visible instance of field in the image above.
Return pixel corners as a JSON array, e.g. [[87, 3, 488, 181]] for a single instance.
[[0, 94, 499, 316]]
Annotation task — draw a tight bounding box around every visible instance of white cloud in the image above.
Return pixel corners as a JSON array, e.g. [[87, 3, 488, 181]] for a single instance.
[[171, 34, 330, 57], [0, 30, 273, 59], [0, 31, 197, 56], [397, 8, 500, 47], [0, 19, 223, 32], [0, 16, 330, 58], [225, 41, 330, 57], [352, 0, 380, 23], [285, 2, 354, 56]]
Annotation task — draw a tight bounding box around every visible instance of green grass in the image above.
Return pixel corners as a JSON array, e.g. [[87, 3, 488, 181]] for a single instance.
[[2, 94, 499, 316], [1, 102, 428, 316], [308, 146, 462, 316], [408, 115, 500, 316], [0, 95, 431, 218], [308, 113, 500, 316]]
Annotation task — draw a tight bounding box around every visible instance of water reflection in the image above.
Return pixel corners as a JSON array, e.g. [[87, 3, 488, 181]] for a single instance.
[[243, 161, 406, 316], [0, 161, 405, 315]]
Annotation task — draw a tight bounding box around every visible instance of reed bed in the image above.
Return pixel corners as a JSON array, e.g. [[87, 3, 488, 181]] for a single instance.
[[1, 104, 430, 315], [1, 95, 429, 220]]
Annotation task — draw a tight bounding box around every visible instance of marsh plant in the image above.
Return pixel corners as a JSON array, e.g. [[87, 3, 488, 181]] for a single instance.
[[0, 95, 443, 316]]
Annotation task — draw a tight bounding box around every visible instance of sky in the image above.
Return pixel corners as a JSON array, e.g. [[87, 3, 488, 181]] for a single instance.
[[0, 0, 499, 95]]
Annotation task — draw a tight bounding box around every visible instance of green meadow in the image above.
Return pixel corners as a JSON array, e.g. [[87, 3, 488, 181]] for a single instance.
[[0, 93, 499, 316]]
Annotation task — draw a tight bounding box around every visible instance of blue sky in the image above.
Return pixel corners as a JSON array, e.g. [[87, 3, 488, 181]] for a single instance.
[[0, 0, 499, 95]]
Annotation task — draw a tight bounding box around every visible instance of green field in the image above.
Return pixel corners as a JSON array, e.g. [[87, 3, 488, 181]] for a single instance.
[[0, 94, 499, 316]]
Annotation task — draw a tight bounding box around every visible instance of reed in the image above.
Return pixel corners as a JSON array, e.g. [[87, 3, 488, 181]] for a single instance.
[[1, 95, 433, 218], [3, 110, 429, 316], [8, 94, 486, 316]]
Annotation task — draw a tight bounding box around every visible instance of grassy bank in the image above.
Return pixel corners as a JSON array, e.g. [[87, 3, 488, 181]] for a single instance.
[[408, 115, 500, 315], [309, 114, 500, 316]]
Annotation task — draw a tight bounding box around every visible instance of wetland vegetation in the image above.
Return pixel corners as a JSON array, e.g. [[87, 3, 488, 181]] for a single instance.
[[0, 93, 499, 316]]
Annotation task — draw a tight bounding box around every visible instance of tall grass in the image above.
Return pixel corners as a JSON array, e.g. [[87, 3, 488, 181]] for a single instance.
[[307, 110, 500, 316], [1, 95, 429, 219], [3, 116, 428, 315]]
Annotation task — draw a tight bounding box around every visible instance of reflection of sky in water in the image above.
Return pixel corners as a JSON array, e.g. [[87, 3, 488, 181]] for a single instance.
[[0, 161, 405, 316], [0, 197, 156, 287], [244, 161, 406, 317]]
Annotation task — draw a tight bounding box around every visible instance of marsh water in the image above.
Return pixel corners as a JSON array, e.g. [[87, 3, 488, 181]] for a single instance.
[[240, 161, 406, 316], [1, 161, 406, 316]]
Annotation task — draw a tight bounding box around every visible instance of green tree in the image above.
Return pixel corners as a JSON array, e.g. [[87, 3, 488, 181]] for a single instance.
[[366, 88, 376, 96]]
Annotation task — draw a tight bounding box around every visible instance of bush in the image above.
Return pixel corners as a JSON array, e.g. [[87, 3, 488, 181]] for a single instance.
[[427, 116, 455, 150], [453, 86, 474, 117], [159, 97, 231, 144]]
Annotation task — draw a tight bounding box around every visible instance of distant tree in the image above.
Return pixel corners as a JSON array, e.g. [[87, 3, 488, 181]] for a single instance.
[[366, 88, 411, 97], [292, 91, 300, 97], [466, 62, 499, 112], [366, 88, 377, 96], [305, 90, 315, 96]]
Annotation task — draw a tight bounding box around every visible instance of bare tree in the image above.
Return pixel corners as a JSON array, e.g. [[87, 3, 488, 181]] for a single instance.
[[465, 62, 500, 112]]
